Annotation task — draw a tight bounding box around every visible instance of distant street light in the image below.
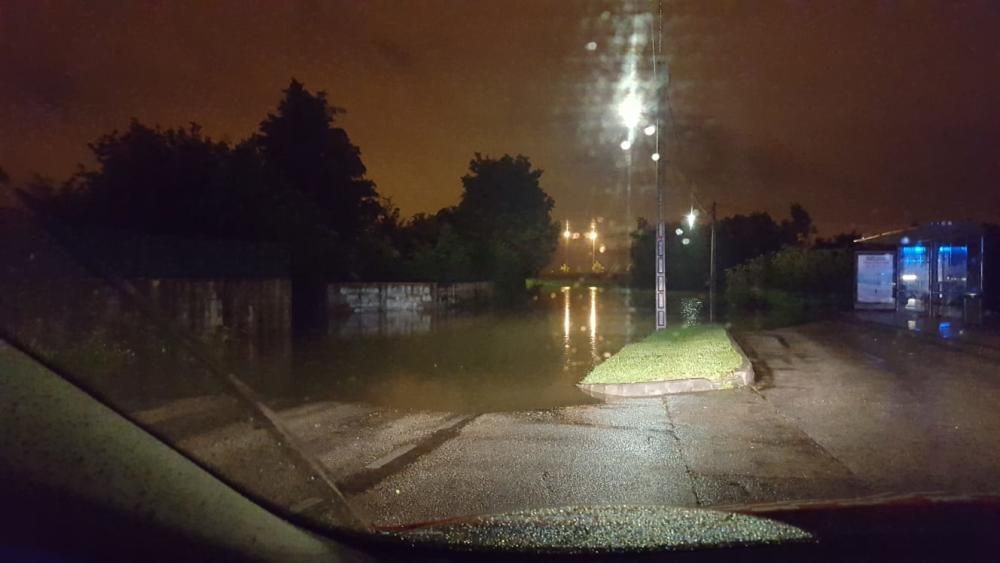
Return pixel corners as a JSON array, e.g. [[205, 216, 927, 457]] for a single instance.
[[650, 152, 660, 162], [686, 209, 697, 230], [620, 140, 632, 151], [644, 124, 656, 136]]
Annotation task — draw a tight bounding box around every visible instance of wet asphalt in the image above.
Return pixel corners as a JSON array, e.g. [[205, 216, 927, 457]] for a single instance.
[[162, 319, 1000, 528]]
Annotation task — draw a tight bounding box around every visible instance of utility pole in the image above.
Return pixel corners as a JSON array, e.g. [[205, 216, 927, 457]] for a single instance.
[[653, 0, 667, 330], [709, 201, 717, 323]]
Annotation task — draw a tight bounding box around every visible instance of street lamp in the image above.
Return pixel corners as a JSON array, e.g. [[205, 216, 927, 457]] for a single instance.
[[682, 200, 718, 322], [618, 92, 643, 131]]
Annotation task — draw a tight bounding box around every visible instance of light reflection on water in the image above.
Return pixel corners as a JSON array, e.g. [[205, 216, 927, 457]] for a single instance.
[[242, 289, 706, 413]]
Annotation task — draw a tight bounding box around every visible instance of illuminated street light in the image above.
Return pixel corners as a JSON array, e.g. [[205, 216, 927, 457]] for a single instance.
[[620, 139, 632, 151], [682, 237, 691, 246], [644, 124, 656, 136], [675, 227, 683, 236], [618, 92, 643, 130], [686, 209, 697, 230], [651, 152, 660, 162], [586, 229, 598, 241]]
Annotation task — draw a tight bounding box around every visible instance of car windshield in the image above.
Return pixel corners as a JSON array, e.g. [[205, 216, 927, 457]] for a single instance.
[[3, 0, 1000, 536]]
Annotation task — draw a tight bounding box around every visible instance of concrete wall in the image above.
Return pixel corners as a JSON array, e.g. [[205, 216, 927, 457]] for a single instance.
[[134, 278, 292, 340], [327, 282, 493, 314]]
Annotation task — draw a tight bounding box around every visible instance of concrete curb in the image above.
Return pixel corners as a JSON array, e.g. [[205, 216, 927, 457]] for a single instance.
[[576, 329, 755, 398]]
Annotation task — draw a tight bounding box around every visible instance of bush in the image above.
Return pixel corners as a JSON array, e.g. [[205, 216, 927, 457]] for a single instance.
[[725, 247, 853, 311]]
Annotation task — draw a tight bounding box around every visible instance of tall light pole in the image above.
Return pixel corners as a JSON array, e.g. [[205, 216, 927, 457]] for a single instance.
[[653, 2, 667, 330], [614, 1, 667, 329]]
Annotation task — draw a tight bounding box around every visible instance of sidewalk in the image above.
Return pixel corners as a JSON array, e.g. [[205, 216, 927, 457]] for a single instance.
[[846, 310, 1000, 356]]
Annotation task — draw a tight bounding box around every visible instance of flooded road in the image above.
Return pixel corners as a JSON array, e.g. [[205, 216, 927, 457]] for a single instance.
[[243, 288, 707, 412]]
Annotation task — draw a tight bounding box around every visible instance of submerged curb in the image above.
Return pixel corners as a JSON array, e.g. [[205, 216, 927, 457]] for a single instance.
[[576, 329, 755, 398]]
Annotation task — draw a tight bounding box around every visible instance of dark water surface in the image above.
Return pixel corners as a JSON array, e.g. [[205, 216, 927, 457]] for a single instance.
[[243, 289, 708, 412]]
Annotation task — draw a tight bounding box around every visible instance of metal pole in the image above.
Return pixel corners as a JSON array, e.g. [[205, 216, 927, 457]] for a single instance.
[[709, 201, 717, 323], [656, 167, 666, 329], [653, 0, 666, 330]]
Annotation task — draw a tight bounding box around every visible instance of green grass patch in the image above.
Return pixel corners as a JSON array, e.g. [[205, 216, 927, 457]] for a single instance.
[[581, 324, 743, 384]]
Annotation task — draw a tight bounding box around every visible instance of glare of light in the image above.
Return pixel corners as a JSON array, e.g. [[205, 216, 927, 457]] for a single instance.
[[675, 228, 683, 236], [572, 232, 581, 240], [598, 244, 606, 254], [586, 230, 598, 241], [617, 92, 643, 130], [589, 286, 597, 345], [901, 273, 918, 282], [900, 236, 911, 245], [620, 139, 632, 151], [682, 238, 691, 246], [563, 230, 572, 239], [563, 287, 571, 343], [643, 124, 656, 136], [585, 41, 597, 51], [651, 152, 660, 162], [686, 209, 697, 230]]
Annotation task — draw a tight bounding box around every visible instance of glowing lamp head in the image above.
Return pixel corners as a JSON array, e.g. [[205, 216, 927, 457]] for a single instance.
[[618, 92, 643, 130], [563, 230, 572, 239], [586, 230, 598, 241], [651, 152, 661, 162], [686, 210, 697, 230], [644, 124, 656, 136], [620, 139, 632, 151]]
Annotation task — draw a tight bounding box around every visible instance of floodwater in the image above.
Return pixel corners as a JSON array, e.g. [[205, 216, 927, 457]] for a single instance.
[[243, 289, 708, 412]]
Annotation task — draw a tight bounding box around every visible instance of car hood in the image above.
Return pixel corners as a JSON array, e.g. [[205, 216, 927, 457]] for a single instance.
[[379, 504, 812, 554], [377, 493, 1000, 554]]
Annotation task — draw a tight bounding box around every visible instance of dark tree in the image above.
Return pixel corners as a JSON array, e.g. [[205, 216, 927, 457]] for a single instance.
[[52, 121, 231, 236], [815, 231, 860, 249], [255, 79, 381, 252], [781, 203, 816, 246], [715, 211, 784, 273], [630, 217, 709, 290], [453, 154, 558, 297]]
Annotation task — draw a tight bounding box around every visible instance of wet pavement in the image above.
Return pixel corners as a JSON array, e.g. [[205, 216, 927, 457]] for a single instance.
[[270, 319, 1000, 527], [134, 317, 1000, 528]]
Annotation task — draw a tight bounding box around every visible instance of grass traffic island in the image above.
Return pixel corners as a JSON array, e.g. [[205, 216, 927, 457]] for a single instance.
[[579, 324, 752, 397]]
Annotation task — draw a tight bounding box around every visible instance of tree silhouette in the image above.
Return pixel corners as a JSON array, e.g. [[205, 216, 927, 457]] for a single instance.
[[54, 121, 230, 236], [255, 79, 380, 250], [454, 154, 558, 297], [781, 203, 816, 246]]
